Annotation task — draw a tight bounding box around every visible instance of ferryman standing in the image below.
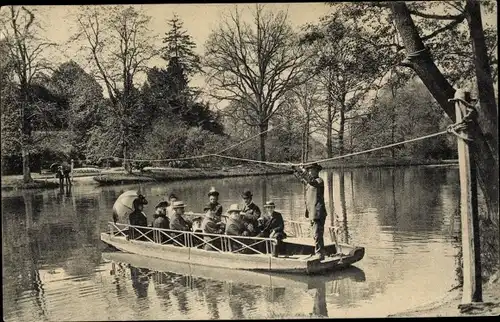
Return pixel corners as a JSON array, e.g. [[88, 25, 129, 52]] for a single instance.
[[292, 163, 327, 260]]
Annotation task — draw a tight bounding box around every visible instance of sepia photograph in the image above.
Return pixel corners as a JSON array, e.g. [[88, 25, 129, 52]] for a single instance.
[[1, 1, 499, 320]]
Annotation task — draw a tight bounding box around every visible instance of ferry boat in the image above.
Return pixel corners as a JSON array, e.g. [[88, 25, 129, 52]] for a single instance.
[[100, 215, 364, 275]]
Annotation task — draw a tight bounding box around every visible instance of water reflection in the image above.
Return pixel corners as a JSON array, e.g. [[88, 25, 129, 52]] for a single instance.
[[2, 166, 461, 320], [105, 252, 367, 319]]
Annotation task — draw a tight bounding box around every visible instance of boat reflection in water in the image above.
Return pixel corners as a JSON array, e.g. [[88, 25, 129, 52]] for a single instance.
[[104, 252, 366, 318]]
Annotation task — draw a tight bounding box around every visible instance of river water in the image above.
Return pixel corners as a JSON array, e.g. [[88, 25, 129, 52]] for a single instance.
[[2, 166, 462, 320]]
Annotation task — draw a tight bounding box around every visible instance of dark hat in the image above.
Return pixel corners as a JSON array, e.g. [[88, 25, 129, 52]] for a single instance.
[[263, 201, 276, 208], [208, 187, 219, 197], [241, 190, 252, 199], [304, 162, 322, 171], [132, 197, 147, 209], [168, 193, 178, 200], [155, 201, 169, 209]]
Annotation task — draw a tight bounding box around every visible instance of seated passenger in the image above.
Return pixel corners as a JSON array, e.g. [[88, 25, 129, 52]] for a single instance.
[[240, 190, 261, 236], [205, 187, 223, 217], [201, 205, 225, 251], [224, 204, 253, 252], [166, 193, 179, 220], [128, 197, 149, 240], [152, 201, 170, 243], [169, 201, 192, 232], [258, 201, 287, 257]]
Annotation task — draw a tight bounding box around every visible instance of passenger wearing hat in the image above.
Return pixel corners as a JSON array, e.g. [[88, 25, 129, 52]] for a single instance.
[[166, 193, 179, 219], [204, 187, 223, 217], [201, 195, 225, 251], [151, 201, 170, 243], [224, 204, 252, 252], [240, 190, 261, 236], [128, 196, 149, 241], [169, 201, 192, 232], [258, 201, 286, 257], [293, 162, 327, 260], [224, 204, 248, 236]]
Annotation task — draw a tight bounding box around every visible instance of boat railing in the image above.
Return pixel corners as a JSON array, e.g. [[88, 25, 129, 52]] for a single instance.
[[283, 219, 338, 243], [184, 213, 338, 243], [108, 222, 277, 256]]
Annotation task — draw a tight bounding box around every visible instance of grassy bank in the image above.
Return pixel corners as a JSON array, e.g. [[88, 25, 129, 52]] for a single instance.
[[93, 163, 292, 186]]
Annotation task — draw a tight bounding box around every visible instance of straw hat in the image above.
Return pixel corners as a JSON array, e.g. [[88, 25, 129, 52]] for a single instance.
[[263, 201, 276, 208], [172, 201, 186, 209], [227, 203, 242, 213]]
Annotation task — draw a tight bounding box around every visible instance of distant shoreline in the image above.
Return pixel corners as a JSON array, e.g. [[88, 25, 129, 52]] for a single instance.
[[1, 159, 458, 191]]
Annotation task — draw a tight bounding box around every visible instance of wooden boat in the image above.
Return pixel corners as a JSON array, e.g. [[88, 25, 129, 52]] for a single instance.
[[100, 217, 364, 275]]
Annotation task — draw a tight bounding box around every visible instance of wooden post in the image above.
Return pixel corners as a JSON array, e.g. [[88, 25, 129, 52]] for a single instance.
[[454, 89, 482, 304], [70, 159, 74, 183]]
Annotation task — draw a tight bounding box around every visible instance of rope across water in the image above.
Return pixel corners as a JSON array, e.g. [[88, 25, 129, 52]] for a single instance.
[[105, 117, 471, 168]]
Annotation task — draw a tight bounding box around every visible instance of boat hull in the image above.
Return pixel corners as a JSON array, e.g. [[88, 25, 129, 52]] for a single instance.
[[100, 233, 364, 275]]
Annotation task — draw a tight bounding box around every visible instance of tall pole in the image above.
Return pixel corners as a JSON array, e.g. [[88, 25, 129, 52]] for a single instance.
[[454, 89, 482, 304]]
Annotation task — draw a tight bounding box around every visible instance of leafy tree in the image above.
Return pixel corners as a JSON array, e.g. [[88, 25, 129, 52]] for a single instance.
[[48, 60, 105, 160], [0, 6, 56, 182], [204, 4, 311, 161]]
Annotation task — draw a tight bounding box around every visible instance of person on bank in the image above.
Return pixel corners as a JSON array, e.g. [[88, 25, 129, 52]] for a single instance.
[[128, 196, 149, 240], [205, 187, 223, 217], [258, 201, 286, 257], [293, 162, 328, 261], [151, 201, 170, 243], [240, 190, 261, 236]]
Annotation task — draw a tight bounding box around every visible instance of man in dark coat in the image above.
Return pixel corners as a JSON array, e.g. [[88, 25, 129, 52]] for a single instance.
[[152, 201, 170, 243], [169, 201, 192, 246], [293, 162, 328, 260], [201, 205, 225, 251], [224, 204, 251, 252], [205, 187, 223, 217], [240, 190, 261, 236], [258, 201, 286, 257], [128, 197, 149, 241]]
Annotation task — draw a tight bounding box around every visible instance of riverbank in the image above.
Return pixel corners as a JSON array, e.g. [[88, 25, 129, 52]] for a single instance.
[[1, 159, 458, 190], [93, 163, 291, 186], [390, 274, 500, 317]]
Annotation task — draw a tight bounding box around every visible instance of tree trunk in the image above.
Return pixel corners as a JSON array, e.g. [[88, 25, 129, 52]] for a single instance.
[[326, 100, 333, 158], [259, 122, 268, 162], [21, 91, 33, 183], [338, 104, 346, 156], [390, 1, 499, 219], [464, 0, 499, 219], [305, 116, 310, 162]]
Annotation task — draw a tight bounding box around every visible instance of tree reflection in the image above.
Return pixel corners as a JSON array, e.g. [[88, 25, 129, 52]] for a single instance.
[[338, 170, 349, 244]]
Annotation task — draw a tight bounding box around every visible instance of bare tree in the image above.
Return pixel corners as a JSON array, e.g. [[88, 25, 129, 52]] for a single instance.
[[302, 14, 385, 158], [203, 4, 311, 161], [72, 5, 157, 173], [291, 78, 322, 163], [0, 6, 56, 183]]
